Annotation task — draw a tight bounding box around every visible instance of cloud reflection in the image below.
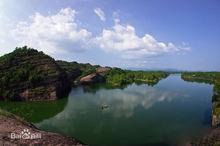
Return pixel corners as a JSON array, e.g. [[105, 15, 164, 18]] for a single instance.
[[38, 83, 188, 125]]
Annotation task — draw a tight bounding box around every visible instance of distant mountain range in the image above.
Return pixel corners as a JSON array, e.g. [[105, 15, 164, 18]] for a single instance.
[[125, 67, 219, 72], [125, 67, 185, 72]]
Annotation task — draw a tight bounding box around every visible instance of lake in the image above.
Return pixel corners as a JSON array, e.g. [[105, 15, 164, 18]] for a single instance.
[[0, 74, 214, 145]]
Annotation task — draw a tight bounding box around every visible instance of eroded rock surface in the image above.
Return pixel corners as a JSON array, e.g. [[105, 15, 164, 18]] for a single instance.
[[80, 73, 105, 85], [0, 47, 71, 101], [0, 110, 85, 146], [188, 128, 220, 146], [96, 67, 111, 76]]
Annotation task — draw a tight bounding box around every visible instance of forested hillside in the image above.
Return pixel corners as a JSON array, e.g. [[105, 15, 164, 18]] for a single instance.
[[0, 46, 71, 101]]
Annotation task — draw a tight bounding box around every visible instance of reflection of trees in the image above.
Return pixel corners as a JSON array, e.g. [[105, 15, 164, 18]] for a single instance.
[[81, 83, 128, 94], [37, 85, 181, 131], [81, 81, 159, 94], [134, 80, 158, 86], [181, 73, 220, 127], [35, 76, 211, 145], [0, 97, 68, 123], [74, 84, 182, 118]]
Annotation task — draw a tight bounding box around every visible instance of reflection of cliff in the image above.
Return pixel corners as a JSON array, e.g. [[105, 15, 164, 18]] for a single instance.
[[38, 83, 188, 121], [0, 97, 68, 123], [35, 76, 212, 145], [35, 84, 184, 143]]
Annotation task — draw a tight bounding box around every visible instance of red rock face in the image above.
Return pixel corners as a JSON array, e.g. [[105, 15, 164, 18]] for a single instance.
[[79, 73, 105, 85], [19, 85, 57, 101], [96, 67, 111, 75], [0, 48, 71, 101]]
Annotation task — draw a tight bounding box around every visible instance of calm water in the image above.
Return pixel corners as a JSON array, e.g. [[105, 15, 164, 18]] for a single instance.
[[0, 74, 214, 145]]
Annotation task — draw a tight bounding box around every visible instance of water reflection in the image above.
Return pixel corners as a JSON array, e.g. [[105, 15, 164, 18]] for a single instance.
[[81, 81, 158, 94], [0, 97, 68, 123], [78, 84, 188, 118], [35, 75, 213, 146]]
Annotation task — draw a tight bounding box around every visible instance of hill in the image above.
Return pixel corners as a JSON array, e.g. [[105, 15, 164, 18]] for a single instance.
[[0, 46, 169, 101], [0, 46, 71, 101]]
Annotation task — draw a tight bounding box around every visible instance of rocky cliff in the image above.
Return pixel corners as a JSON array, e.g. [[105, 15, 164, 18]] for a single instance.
[[0, 46, 71, 101], [57, 61, 110, 85], [79, 73, 105, 85], [79, 67, 111, 85]]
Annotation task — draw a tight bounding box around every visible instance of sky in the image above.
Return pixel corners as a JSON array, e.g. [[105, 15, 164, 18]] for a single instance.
[[0, 0, 220, 71]]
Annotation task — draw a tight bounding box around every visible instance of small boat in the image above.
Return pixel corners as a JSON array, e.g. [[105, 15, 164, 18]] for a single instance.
[[101, 104, 109, 110]]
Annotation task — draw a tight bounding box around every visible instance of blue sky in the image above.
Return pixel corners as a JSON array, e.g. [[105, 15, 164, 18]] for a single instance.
[[0, 0, 219, 71]]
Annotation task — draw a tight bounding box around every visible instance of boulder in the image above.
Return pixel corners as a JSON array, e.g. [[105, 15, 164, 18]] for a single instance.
[[80, 73, 105, 85], [96, 67, 111, 76]]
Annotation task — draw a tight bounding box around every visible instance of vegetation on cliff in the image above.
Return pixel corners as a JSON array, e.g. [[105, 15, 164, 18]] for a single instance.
[[0, 46, 71, 101], [181, 72, 220, 126], [57, 61, 169, 87], [0, 46, 169, 101], [56, 60, 100, 83]]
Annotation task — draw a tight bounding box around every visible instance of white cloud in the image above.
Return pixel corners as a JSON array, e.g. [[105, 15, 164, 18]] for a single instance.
[[94, 19, 190, 59], [2, 7, 190, 63], [94, 8, 106, 21], [11, 7, 92, 55]]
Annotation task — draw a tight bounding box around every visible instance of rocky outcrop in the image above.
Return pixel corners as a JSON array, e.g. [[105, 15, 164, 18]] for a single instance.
[[56, 61, 112, 86], [79, 67, 110, 85], [96, 67, 111, 76], [0, 110, 84, 146], [212, 101, 220, 127], [79, 73, 105, 85], [0, 47, 71, 101], [212, 114, 220, 127], [188, 128, 220, 146]]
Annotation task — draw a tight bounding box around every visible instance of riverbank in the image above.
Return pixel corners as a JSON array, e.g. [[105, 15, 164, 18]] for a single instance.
[[0, 109, 85, 145], [181, 72, 220, 145], [181, 72, 220, 126], [188, 127, 220, 146]]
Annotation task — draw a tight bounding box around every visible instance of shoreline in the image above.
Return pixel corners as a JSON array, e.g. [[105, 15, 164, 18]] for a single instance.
[[0, 109, 85, 146]]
